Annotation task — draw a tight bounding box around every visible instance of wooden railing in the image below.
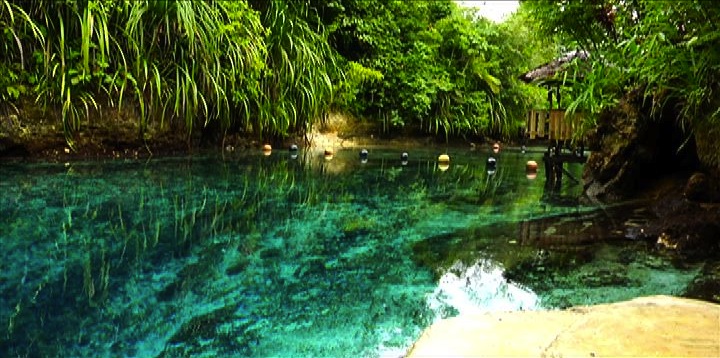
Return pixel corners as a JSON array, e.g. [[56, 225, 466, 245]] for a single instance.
[[525, 109, 582, 141]]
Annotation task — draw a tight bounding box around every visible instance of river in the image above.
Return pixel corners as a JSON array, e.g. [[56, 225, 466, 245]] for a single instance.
[[0, 146, 705, 357]]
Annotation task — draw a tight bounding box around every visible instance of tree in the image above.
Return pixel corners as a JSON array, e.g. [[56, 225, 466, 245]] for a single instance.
[[523, 0, 720, 130]]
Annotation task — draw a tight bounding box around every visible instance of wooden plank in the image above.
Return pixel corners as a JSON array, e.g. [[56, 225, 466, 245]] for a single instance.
[[528, 110, 534, 139], [548, 110, 559, 140], [529, 110, 537, 139], [526, 109, 588, 142], [547, 111, 553, 140]]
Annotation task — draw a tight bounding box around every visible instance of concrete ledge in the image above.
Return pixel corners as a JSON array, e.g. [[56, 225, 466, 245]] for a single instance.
[[407, 295, 720, 357]]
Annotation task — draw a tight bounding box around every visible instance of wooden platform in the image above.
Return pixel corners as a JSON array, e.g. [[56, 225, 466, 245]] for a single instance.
[[526, 109, 581, 141], [524, 109, 587, 190]]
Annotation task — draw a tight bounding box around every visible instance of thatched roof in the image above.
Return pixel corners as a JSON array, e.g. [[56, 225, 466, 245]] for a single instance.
[[520, 50, 589, 85]]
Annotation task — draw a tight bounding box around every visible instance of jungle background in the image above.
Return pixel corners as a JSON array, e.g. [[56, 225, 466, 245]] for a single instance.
[[1, 0, 718, 189]]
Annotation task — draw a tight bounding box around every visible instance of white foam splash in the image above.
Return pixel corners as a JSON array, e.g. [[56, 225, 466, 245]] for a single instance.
[[427, 259, 541, 318]]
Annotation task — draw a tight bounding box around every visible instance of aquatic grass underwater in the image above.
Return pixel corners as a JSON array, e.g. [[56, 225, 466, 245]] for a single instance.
[[0, 148, 704, 357]]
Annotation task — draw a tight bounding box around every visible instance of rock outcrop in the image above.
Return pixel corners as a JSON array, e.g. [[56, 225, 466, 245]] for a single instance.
[[407, 295, 720, 357], [582, 90, 708, 202], [581, 90, 720, 258]]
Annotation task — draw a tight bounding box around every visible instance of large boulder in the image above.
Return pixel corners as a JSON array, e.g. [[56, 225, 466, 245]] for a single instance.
[[582, 91, 703, 202], [580, 91, 720, 258], [407, 296, 720, 357]]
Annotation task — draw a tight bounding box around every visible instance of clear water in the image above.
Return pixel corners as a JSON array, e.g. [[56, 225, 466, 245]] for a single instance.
[[0, 147, 703, 357]]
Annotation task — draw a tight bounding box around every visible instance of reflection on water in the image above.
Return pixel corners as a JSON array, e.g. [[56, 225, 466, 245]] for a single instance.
[[0, 147, 707, 357], [427, 259, 540, 318]]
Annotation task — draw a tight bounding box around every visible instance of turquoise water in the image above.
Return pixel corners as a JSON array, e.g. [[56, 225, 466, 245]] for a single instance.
[[0, 147, 702, 357]]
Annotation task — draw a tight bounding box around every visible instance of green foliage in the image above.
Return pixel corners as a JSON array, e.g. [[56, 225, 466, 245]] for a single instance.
[[0, 0, 43, 107], [247, 0, 338, 138], [1, 0, 553, 144], [0, 0, 333, 144], [623, 1, 720, 128], [525, 0, 720, 135], [121, 0, 266, 136], [333, 61, 383, 110], [317, 0, 546, 140]]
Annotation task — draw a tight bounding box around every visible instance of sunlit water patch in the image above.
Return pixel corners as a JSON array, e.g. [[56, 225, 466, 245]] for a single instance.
[[0, 147, 707, 357], [427, 259, 540, 317]]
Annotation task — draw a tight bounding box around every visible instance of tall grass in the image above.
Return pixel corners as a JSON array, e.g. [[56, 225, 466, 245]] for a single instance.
[[3, 0, 338, 145], [0, 0, 43, 109], [250, 0, 338, 138]]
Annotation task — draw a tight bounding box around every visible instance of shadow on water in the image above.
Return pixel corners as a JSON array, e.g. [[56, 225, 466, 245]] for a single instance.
[[0, 147, 712, 357]]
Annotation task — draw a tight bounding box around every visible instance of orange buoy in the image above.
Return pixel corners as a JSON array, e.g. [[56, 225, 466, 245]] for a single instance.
[[262, 144, 272, 155], [492, 142, 500, 154], [324, 147, 334, 160], [526, 160, 538, 179]]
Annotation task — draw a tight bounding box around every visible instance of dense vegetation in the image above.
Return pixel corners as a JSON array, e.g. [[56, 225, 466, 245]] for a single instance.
[[0, 0, 552, 147], [525, 0, 720, 132], [2, 0, 719, 152]]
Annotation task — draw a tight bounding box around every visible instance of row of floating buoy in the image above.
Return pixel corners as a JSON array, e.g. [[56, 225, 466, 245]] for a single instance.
[[260, 143, 539, 179]]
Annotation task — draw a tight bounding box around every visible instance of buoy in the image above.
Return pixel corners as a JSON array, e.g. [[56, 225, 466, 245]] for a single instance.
[[526, 160, 538, 179], [492, 142, 500, 154], [287, 144, 298, 159], [401, 152, 409, 166], [438, 154, 450, 170], [521, 145, 527, 154], [487, 157, 497, 168], [262, 144, 272, 156], [324, 147, 334, 160], [359, 149, 368, 163]]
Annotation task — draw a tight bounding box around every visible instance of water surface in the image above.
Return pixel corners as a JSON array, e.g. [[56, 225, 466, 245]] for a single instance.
[[0, 147, 703, 357]]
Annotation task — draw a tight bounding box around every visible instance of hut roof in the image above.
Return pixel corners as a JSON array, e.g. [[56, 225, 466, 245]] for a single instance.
[[520, 50, 589, 85]]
